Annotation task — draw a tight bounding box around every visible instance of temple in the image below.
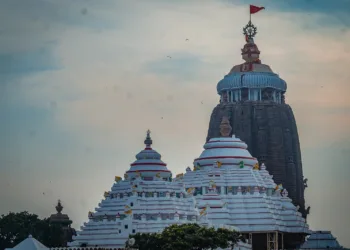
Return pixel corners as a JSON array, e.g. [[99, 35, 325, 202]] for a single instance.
[[300, 231, 347, 249], [48, 8, 348, 250], [206, 19, 307, 218], [67, 131, 251, 250], [49, 200, 76, 247], [178, 116, 310, 249]]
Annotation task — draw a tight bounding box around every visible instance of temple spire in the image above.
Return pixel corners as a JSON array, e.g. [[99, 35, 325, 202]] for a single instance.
[[144, 129, 152, 148], [56, 199, 63, 214]]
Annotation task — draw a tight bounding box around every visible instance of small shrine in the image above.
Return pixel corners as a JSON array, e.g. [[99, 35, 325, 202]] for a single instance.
[[299, 231, 346, 249], [49, 200, 76, 246]]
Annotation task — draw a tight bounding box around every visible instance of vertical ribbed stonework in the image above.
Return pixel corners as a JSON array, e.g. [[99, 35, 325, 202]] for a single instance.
[[206, 102, 306, 218]]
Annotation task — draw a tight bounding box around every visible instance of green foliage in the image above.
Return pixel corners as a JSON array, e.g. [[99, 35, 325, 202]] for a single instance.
[[127, 223, 242, 250], [0, 211, 66, 250]]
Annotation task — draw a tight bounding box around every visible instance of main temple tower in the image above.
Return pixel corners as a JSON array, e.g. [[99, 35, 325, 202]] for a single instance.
[[206, 12, 308, 218]]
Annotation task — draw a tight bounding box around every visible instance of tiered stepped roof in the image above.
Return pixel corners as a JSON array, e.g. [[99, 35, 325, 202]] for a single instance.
[[300, 231, 345, 249], [5, 235, 48, 250], [178, 117, 310, 235], [69, 131, 250, 249]]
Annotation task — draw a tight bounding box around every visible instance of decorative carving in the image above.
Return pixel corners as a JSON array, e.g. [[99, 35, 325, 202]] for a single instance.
[[239, 161, 245, 168], [242, 21, 257, 39], [220, 116, 232, 137], [115, 176, 122, 182], [282, 189, 289, 197], [306, 206, 311, 215], [253, 163, 260, 170], [303, 178, 308, 189], [56, 200, 63, 214], [187, 187, 195, 194], [176, 173, 184, 179], [209, 180, 216, 189]]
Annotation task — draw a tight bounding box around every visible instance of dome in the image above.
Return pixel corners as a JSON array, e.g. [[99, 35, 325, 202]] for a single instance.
[[126, 130, 171, 180], [194, 135, 258, 168], [194, 116, 257, 168], [217, 71, 287, 94], [216, 37, 287, 103]]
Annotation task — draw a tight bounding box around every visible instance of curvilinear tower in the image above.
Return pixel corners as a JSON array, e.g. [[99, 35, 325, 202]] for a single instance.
[[206, 18, 308, 218]]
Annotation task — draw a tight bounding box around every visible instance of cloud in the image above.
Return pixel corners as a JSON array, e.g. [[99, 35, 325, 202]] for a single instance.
[[1, 0, 350, 247]]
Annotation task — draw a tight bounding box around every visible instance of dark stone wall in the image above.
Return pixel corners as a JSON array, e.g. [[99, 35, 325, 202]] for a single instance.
[[206, 101, 306, 217]]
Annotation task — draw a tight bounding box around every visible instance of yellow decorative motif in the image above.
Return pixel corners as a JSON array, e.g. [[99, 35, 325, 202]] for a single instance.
[[125, 209, 132, 215], [216, 161, 222, 168], [253, 163, 260, 170], [275, 184, 283, 190], [200, 207, 207, 216], [193, 163, 201, 171], [156, 173, 161, 178], [176, 173, 184, 179], [104, 191, 110, 197], [187, 187, 195, 194], [115, 176, 122, 182]]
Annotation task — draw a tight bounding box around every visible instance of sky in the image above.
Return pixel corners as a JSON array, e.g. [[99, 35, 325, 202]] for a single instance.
[[1, 0, 350, 247]]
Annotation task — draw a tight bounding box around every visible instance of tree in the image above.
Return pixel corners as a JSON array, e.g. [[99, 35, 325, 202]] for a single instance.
[[0, 211, 65, 250], [127, 223, 242, 250], [126, 232, 164, 250]]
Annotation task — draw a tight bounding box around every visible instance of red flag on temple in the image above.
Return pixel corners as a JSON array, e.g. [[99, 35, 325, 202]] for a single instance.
[[250, 5, 265, 14]]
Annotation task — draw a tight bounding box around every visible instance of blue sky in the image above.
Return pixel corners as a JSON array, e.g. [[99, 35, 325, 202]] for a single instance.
[[1, 0, 350, 247]]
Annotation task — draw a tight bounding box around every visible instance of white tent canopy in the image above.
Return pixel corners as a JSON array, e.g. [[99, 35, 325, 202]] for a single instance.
[[5, 235, 48, 250]]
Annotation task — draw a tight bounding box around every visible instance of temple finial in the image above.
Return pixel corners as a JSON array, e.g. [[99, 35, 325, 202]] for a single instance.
[[220, 116, 232, 137], [56, 199, 63, 213], [144, 129, 153, 147]]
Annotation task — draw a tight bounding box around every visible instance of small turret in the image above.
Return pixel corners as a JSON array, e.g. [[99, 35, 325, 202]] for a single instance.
[[49, 200, 76, 246], [144, 129, 152, 148]]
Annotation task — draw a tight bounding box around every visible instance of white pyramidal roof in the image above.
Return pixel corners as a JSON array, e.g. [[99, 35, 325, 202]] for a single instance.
[[300, 231, 344, 249], [69, 131, 251, 250], [5, 235, 48, 250], [176, 119, 311, 234]]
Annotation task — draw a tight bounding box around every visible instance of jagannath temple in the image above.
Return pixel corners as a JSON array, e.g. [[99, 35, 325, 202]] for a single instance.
[[64, 127, 309, 250], [206, 8, 308, 218], [66, 130, 251, 250], [45, 5, 347, 250]]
